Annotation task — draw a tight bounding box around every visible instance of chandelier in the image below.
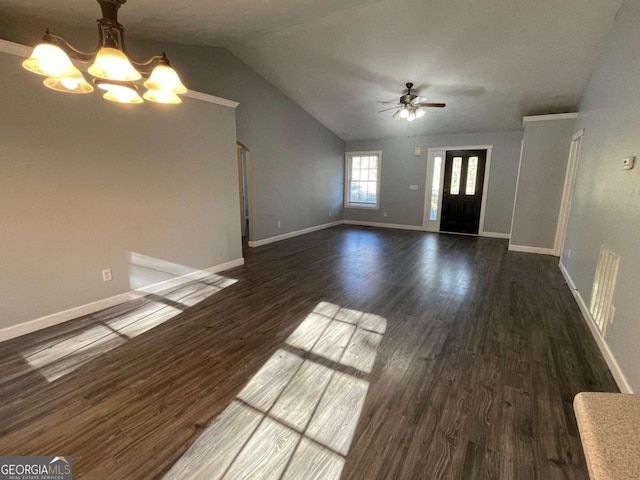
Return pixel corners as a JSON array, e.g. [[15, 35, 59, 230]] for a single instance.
[[21, 0, 187, 104]]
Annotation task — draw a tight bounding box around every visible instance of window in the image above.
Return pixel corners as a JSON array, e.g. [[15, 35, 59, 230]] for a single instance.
[[345, 152, 381, 209], [429, 156, 442, 221]]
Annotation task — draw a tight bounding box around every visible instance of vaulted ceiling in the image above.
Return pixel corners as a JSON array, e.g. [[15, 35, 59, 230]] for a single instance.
[[0, 0, 622, 140]]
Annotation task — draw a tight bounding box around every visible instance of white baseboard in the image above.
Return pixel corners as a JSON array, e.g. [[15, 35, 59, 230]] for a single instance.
[[344, 221, 510, 238], [508, 244, 557, 255], [343, 220, 424, 231], [559, 261, 633, 394], [0, 257, 244, 343], [248, 221, 343, 247], [135, 258, 244, 295], [481, 231, 511, 239]]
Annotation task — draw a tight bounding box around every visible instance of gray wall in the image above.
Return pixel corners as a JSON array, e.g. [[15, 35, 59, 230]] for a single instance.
[[510, 117, 575, 249], [0, 52, 241, 330], [0, 13, 346, 243], [563, 0, 640, 392], [169, 45, 345, 241], [344, 131, 523, 234]]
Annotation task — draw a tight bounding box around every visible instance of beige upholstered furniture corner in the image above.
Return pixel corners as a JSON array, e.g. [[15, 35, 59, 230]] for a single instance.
[[574, 392, 640, 480]]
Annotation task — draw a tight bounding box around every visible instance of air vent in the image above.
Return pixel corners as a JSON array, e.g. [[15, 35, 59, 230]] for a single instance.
[[589, 245, 620, 334]]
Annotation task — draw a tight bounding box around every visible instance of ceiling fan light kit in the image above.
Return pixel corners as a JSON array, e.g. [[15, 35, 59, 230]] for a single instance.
[[380, 82, 446, 121], [21, 0, 187, 104]]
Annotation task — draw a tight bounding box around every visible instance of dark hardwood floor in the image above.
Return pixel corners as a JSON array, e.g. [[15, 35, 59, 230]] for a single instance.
[[0, 226, 618, 479]]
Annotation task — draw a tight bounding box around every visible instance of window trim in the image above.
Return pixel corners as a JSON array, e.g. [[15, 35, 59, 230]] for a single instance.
[[344, 150, 382, 209]]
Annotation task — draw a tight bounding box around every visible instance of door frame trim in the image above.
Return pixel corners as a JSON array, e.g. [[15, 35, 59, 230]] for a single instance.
[[555, 129, 584, 257], [422, 145, 493, 236], [236, 144, 250, 238], [236, 143, 254, 241]]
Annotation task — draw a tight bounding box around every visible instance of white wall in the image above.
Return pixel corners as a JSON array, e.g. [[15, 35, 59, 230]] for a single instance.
[[0, 51, 241, 332], [562, 0, 640, 392], [344, 130, 523, 234], [510, 116, 576, 250]]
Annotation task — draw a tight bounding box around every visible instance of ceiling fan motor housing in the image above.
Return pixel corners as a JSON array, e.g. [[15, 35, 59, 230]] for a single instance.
[[400, 82, 417, 105], [400, 93, 418, 105]]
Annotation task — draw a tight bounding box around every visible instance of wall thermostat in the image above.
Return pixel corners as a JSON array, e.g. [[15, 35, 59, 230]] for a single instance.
[[623, 156, 635, 170]]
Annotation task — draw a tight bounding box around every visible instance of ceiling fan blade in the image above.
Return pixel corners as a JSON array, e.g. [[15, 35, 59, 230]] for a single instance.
[[378, 100, 400, 104], [378, 106, 400, 113], [392, 109, 401, 119], [418, 102, 446, 108]]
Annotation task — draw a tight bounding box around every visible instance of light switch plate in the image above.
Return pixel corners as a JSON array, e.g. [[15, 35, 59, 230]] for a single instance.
[[414, 147, 421, 156], [409, 185, 419, 190]]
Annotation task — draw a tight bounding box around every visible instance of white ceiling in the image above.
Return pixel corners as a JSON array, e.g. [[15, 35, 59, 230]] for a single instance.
[[1, 0, 622, 140]]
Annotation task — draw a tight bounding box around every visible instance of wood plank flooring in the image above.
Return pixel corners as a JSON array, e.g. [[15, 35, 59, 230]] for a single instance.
[[0, 226, 618, 479]]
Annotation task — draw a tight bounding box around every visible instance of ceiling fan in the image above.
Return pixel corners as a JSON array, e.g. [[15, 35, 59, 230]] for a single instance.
[[379, 82, 446, 121]]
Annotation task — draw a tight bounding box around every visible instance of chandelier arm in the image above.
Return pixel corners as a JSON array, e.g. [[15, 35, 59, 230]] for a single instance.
[[94, 0, 164, 74], [124, 52, 167, 76], [44, 30, 100, 63]]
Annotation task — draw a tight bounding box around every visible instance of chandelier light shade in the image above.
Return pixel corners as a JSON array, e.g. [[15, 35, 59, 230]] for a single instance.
[[94, 80, 142, 104], [43, 77, 95, 94], [103, 87, 144, 104], [144, 64, 188, 94], [143, 89, 182, 104], [22, 44, 82, 79], [21, 0, 187, 105], [88, 47, 142, 82]]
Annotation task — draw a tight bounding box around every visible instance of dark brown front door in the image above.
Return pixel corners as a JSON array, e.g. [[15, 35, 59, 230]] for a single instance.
[[440, 150, 486, 234]]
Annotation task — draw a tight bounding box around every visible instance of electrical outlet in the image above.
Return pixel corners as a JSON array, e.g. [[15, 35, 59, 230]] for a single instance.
[[102, 269, 112, 282], [277, 221, 281, 228], [383, 212, 388, 217], [566, 248, 572, 259]]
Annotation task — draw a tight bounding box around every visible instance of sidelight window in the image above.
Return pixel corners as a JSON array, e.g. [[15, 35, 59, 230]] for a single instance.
[[429, 156, 442, 221]]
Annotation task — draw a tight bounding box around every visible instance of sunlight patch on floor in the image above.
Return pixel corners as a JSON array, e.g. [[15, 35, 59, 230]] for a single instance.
[[20, 269, 236, 382], [163, 302, 387, 480], [288, 302, 386, 375]]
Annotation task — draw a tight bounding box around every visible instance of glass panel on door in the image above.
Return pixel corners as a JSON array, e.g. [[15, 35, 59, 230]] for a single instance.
[[450, 157, 462, 195]]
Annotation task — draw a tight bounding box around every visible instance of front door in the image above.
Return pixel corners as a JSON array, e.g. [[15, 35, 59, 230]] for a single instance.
[[440, 150, 486, 234]]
